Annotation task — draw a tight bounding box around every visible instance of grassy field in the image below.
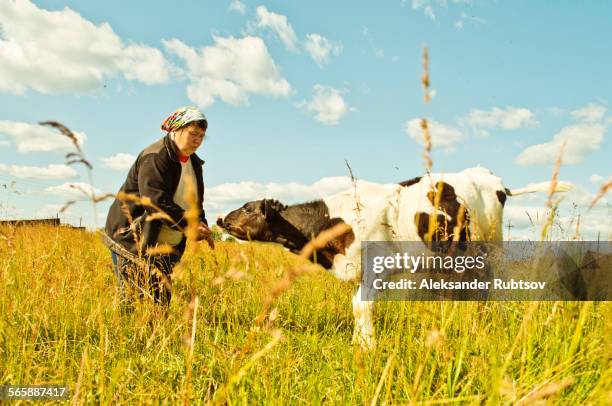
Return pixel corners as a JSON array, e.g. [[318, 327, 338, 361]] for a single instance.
[[0, 225, 610, 404]]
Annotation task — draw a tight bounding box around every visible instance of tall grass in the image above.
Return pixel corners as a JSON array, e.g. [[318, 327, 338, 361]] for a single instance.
[[1, 225, 610, 404]]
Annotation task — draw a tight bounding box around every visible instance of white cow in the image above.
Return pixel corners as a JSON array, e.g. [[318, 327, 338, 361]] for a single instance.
[[218, 167, 571, 348]]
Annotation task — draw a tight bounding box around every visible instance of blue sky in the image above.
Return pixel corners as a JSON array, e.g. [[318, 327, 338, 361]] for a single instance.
[[0, 0, 610, 239]]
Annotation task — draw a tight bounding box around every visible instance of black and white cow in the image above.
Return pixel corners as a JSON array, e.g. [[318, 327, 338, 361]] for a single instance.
[[217, 167, 571, 348]]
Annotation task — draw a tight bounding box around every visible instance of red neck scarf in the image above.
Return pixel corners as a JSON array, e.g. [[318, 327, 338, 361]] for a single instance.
[[179, 154, 189, 163]]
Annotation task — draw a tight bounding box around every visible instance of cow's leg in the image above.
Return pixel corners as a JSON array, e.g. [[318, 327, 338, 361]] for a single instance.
[[352, 285, 376, 349]]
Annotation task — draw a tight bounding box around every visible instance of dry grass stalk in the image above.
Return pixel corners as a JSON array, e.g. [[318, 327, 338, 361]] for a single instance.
[[100, 231, 148, 269], [56, 184, 96, 213], [452, 205, 467, 242], [118, 199, 144, 257], [72, 349, 87, 406], [388, 189, 403, 239], [146, 244, 176, 256], [425, 181, 444, 242], [345, 159, 365, 232], [541, 141, 567, 240], [115, 191, 186, 260], [411, 328, 447, 398], [418, 395, 484, 405], [113, 191, 181, 260], [299, 222, 353, 260], [546, 140, 566, 209], [171, 178, 209, 403], [0, 224, 16, 249], [211, 268, 250, 286], [370, 352, 396, 406], [515, 377, 575, 405], [212, 329, 283, 405], [589, 178, 611, 209], [39, 121, 83, 153], [572, 214, 581, 240], [183, 175, 201, 250], [188, 296, 199, 359], [421, 47, 430, 104], [151, 266, 172, 295], [183, 296, 199, 405], [116, 192, 176, 227], [496, 302, 539, 393], [92, 193, 115, 203], [421, 119, 433, 172], [173, 175, 213, 289], [65, 152, 93, 170], [421, 46, 433, 173], [145, 212, 175, 223], [69, 183, 93, 198], [58, 188, 114, 214], [40, 120, 99, 226]]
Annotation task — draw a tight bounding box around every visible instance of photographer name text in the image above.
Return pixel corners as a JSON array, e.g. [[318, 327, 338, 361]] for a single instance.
[[372, 278, 546, 291]]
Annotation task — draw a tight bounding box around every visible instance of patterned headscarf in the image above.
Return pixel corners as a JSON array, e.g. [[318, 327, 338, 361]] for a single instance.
[[161, 106, 207, 133]]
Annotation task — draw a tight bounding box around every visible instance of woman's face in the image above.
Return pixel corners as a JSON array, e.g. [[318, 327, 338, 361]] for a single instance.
[[174, 123, 206, 156]]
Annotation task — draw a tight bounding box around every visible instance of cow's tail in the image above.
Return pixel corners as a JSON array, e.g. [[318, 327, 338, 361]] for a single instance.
[[507, 181, 573, 196]]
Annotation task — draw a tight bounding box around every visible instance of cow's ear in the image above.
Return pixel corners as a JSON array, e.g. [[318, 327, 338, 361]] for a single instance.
[[263, 199, 278, 220], [263, 199, 285, 220]]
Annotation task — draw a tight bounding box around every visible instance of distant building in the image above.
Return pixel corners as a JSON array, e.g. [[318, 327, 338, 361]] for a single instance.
[[0, 218, 61, 226]]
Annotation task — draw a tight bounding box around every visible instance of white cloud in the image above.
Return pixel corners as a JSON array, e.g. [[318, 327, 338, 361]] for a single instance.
[[116, 45, 171, 85], [100, 153, 136, 171], [570, 104, 607, 122], [229, 0, 246, 14], [412, 0, 436, 20], [304, 34, 342, 66], [464, 106, 538, 134], [163, 36, 291, 107], [207, 176, 353, 214], [0, 120, 86, 152], [454, 11, 485, 29], [411, 0, 473, 21], [0, 0, 171, 95], [299, 85, 353, 125], [405, 118, 464, 150], [590, 174, 605, 185], [45, 182, 101, 199], [515, 123, 606, 166], [254, 6, 298, 52], [0, 163, 78, 179], [361, 26, 384, 58]]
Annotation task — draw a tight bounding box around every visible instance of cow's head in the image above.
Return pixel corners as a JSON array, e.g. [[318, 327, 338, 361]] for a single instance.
[[217, 199, 287, 241]]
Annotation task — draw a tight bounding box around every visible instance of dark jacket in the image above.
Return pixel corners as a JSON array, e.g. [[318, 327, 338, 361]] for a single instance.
[[104, 134, 207, 258]]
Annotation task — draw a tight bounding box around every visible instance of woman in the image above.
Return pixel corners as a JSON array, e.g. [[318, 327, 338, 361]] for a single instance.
[[104, 106, 213, 310]]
